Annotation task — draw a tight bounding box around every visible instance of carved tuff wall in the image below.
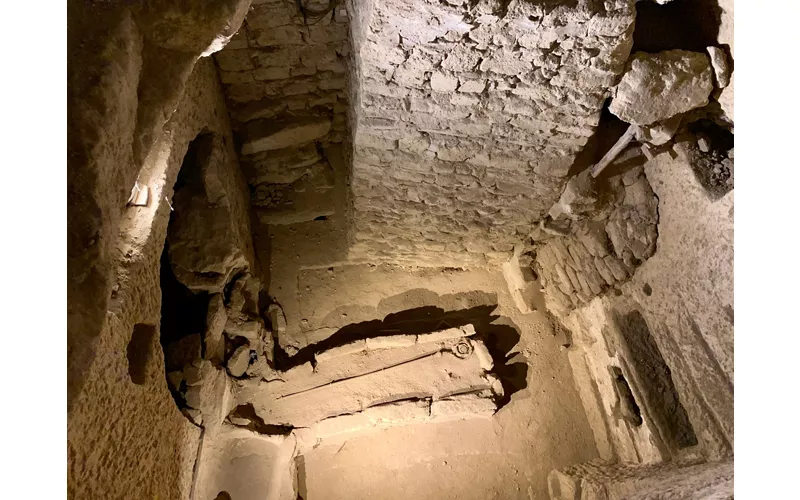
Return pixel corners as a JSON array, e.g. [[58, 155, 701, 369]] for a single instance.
[[68, 58, 255, 499], [67, 0, 251, 407], [347, 0, 637, 266]]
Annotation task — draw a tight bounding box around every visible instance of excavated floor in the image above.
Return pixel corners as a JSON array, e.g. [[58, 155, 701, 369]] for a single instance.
[[191, 124, 604, 497], [259, 196, 599, 498], [287, 264, 597, 499]]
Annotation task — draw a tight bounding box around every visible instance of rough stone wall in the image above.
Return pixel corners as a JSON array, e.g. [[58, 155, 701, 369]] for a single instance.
[[67, 58, 255, 500], [67, 0, 250, 408], [561, 149, 733, 465], [213, 0, 351, 225], [347, 0, 637, 266], [535, 166, 659, 317], [548, 459, 733, 500]]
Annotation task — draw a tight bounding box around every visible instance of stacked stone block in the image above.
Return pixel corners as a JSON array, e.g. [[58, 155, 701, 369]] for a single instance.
[[548, 459, 732, 500], [348, 0, 636, 265], [213, 0, 350, 224], [535, 167, 659, 317]]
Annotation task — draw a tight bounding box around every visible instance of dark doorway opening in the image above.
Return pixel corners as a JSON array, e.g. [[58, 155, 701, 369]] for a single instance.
[[633, 0, 724, 55], [614, 310, 698, 451]]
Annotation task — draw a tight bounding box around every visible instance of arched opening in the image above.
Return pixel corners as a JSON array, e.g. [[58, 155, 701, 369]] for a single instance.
[[159, 133, 218, 422]]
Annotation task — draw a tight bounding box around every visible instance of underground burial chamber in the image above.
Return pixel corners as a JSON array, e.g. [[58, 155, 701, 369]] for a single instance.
[[67, 0, 734, 498]]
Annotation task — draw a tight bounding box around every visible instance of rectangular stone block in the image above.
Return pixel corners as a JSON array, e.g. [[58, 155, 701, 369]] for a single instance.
[[225, 82, 266, 103], [250, 26, 304, 47], [416, 324, 475, 344], [253, 67, 291, 81], [241, 117, 332, 154], [431, 393, 497, 420], [366, 335, 417, 350], [214, 49, 254, 71], [246, 3, 297, 29], [219, 70, 255, 85], [315, 339, 367, 362]]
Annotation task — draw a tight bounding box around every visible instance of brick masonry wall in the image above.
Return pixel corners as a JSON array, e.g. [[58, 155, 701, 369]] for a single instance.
[[213, 0, 351, 224], [347, 0, 637, 266]]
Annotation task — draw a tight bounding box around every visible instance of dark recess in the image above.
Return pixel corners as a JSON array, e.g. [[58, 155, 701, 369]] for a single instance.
[[159, 246, 210, 347], [633, 0, 723, 55], [160, 133, 215, 346], [688, 119, 734, 152], [159, 133, 216, 409], [613, 310, 698, 451], [684, 120, 734, 200], [127, 323, 157, 385], [611, 366, 643, 426], [567, 103, 631, 178], [228, 403, 295, 435]]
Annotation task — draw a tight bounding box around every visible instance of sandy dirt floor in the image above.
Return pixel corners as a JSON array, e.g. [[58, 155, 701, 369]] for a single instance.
[[266, 253, 598, 499]]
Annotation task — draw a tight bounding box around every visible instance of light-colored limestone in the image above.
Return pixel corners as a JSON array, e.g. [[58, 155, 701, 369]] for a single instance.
[[706, 46, 730, 89], [68, 56, 254, 499], [227, 344, 252, 378], [240, 330, 499, 428], [610, 50, 714, 125]]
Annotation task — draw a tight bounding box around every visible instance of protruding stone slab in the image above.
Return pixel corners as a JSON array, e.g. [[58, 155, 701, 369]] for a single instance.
[[167, 193, 249, 292], [706, 46, 730, 88], [205, 295, 228, 363], [267, 304, 287, 335], [417, 324, 475, 344], [225, 318, 265, 342], [609, 50, 713, 125], [313, 400, 431, 440], [227, 344, 251, 378], [366, 335, 417, 350], [226, 272, 262, 319], [241, 118, 332, 155]]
